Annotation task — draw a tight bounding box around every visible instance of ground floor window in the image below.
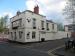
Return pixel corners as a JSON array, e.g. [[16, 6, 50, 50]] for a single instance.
[[19, 31, 23, 39], [27, 32, 30, 39], [14, 32, 17, 40], [32, 31, 36, 39], [10, 32, 13, 39]]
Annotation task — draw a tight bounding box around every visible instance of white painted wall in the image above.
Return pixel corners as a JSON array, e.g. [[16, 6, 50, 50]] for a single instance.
[[53, 31, 71, 39], [9, 10, 71, 43], [45, 32, 53, 40], [45, 31, 71, 41], [24, 11, 46, 42]]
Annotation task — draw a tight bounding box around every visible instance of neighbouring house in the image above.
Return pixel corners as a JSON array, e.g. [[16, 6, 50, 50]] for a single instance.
[[64, 24, 75, 38], [9, 5, 71, 43], [64, 24, 72, 32]]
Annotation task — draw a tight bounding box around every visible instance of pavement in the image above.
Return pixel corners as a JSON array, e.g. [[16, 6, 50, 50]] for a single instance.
[[0, 38, 68, 56]]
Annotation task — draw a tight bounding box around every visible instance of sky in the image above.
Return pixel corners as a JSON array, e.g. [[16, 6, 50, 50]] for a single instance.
[[0, 0, 69, 25]]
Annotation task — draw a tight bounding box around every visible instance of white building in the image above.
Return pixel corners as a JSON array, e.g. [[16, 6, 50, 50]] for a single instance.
[[9, 5, 70, 43]]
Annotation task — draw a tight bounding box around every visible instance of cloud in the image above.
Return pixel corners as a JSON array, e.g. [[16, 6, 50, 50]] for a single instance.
[[3, 12, 13, 18], [26, 0, 35, 11], [0, 12, 13, 18], [26, 0, 66, 13], [26, 0, 68, 24]]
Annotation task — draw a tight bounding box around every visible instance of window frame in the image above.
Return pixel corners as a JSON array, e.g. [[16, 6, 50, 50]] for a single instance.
[[14, 32, 17, 40], [32, 18, 36, 29], [10, 32, 13, 39], [27, 32, 30, 39], [12, 18, 22, 28], [52, 24, 54, 30], [46, 23, 49, 30], [32, 31, 36, 39], [41, 21, 44, 30], [19, 31, 23, 39]]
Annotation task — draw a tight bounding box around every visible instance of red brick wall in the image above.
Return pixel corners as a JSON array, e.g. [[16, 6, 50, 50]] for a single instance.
[[34, 5, 39, 14], [71, 32, 75, 38]]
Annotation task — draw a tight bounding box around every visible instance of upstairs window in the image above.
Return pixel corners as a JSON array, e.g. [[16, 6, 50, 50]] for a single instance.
[[46, 23, 49, 30], [12, 18, 22, 29], [32, 18, 36, 29], [19, 19, 22, 27], [52, 24, 54, 30], [41, 21, 44, 30]]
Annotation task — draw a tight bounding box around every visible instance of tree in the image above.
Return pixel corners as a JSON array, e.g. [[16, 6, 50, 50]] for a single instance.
[[0, 15, 9, 32], [0, 17, 5, 32], [63, 0, 75, 24], [63, 0, 75, 32], [3, 15, 9, 28], [57, 22, 64, 31]]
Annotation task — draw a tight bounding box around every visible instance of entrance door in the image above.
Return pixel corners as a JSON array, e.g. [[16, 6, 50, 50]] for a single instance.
[[40, 31, 46, 41]]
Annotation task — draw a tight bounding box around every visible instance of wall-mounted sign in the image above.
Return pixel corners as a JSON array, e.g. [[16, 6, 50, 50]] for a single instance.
[[27, 17, 31, 22]]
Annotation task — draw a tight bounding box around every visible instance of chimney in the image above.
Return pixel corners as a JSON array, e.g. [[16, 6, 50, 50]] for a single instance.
[[34, 5, 39, 14], [17, 11, 21, 15]]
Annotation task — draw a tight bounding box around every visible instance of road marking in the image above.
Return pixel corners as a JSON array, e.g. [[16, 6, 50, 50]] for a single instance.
[[48, 45, 65, 56], [4, 42, 65, 56], [14, 44, 65, 56]]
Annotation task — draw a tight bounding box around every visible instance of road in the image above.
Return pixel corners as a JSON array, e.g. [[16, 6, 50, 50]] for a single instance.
[[0, 38, 66, 56]]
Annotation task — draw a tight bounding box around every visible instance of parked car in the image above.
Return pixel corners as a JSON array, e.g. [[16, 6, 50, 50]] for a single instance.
[[65, 37, 75, 49]]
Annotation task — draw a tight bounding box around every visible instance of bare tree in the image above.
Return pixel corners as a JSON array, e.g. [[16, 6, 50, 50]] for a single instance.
[[63, 0, 75, 31]]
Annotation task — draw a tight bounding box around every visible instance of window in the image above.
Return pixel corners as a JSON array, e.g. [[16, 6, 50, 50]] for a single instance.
[[32, 32, 36, 39], [19, 31, 23, 39], [14, 32, 17, 40], [46, 23, 49, 30], [27, 32, 30, 39], [10, 32, 13, 39], [33, 18, 36, 29], [41, 21, 44, 30], [52, 24, 54, 29], [12, 19, 22, 29], [19, 19, 22, 27]]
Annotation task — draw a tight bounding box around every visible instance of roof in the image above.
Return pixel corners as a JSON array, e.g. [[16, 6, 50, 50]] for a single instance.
[[11, 10, 46, 19], [46, 20, 54, 23], [46, 20, 57, 24], [65, 24, 74, 28], [25, 10, 46, 17]]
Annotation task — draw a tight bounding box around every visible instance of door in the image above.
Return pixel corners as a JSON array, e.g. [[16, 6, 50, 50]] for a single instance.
[[40, 31, 46, 41]]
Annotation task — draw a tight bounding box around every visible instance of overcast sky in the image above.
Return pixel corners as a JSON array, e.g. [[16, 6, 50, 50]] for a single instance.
[[0, 0, 69, 25]]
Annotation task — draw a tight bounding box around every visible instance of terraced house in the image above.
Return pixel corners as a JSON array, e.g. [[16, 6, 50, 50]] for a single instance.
[[9, 5, 70, 43]]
